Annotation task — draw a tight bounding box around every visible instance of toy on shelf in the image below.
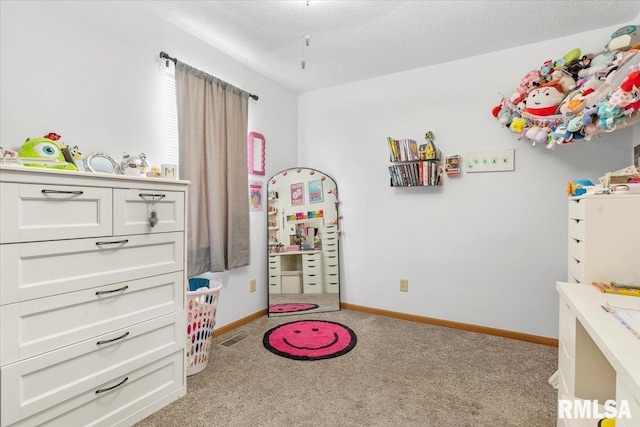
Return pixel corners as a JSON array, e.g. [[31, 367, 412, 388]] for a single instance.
[[118, 152, 150, 176], [17, 133, 77, 171], [567, 179, 594, 196], [418, 131, 441, 160], [445, 155, 460, 175]]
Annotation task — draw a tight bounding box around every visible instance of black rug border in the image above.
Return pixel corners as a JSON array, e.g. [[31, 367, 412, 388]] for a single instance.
[[268, 303, 320, 314], [263, 319, 357, 361]]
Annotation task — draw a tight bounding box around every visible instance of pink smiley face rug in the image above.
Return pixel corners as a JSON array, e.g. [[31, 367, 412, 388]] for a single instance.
[[263, 320, 357, 361]]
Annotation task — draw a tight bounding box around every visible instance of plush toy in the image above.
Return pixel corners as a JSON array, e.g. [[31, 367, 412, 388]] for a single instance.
[[509, 117, 526, 134], [17, 134, 77, 171], [540, 59, 555, 82], [518, 69, 542, 93], [578, 51, 618, 79], [596, 101, 623, 130], [550, 69, 577, 93], [497, 106, 514, 126], [567, 116, 584, 135], [559, 77, 605, 115], [560, 48, 581, 67], [567, 179, 594, 196], [525, 81, 565, 116], [566, 55, 593, 80], [524, 125, 540, 142], [607, 25, 640, 52], [118, 152, 150, 175], [619, 68, 640, 93]]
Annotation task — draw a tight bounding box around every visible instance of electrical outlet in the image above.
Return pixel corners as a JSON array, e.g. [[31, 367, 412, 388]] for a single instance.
[[400, 279, 408, 292], [250, 279, 256, 292]]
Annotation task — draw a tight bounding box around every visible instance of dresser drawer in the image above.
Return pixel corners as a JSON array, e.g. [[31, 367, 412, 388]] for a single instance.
[[302, 252, 321, 262], [0, 182, 112, 244], [323, 240, 338, 251], [567, 237, 584, 262], [113, 189, 185, 235], [1, 271, 184, 365], [568, 257, 585, 284], [557, 340, 575, 397], [568, 218, 585, 241], [0, 232, 184, 304], [0, 312, 183, 426], [4, 351, 185, 427], [558, 300, 576, 362], [303, 264, 322, 275], [268, 256, 281, 267], [567, 275, 582, 284], [268, 275, 282, 294], [324, 278, 339, 293], [615, 376, 640, 427], [303, 274, 322, 293], [324, 253, 339, 268], [568, 198, 585, 220]]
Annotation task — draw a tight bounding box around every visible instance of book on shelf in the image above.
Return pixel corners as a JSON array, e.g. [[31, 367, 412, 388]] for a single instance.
[[592, 281, 640, 297], [387, 137, 419, 162]]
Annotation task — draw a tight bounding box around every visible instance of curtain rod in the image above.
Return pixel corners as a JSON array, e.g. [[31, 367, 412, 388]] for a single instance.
[[159, 51, 259, 101]]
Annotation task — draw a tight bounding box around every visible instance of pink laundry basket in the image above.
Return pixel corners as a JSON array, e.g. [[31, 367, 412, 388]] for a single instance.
[[186, 281, 222, 376]]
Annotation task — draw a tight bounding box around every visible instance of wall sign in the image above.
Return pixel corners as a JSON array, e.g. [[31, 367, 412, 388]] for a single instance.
[[465, 149, 515, 173]]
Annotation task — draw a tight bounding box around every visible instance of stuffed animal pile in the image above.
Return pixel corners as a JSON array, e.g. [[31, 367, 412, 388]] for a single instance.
[[492, 24, 640, 148]]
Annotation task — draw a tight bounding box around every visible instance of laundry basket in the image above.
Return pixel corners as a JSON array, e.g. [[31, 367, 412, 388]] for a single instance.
[[186, 279, 222, 376]]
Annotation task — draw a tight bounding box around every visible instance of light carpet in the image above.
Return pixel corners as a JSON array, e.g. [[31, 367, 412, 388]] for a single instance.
[[135, 309, 558, 427]]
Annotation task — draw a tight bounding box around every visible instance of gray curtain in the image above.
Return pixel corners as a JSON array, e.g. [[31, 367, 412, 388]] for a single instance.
[[175, 61, 250, 275]]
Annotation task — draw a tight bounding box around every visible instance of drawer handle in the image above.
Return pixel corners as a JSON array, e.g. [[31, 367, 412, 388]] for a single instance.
[[97, 331, 130, 346], [96, 239, 129, 246], [96, 285, 129, 295], [95, 377, 129, 394], [139, 193, 166, 200], [41, 189, 84, 195]]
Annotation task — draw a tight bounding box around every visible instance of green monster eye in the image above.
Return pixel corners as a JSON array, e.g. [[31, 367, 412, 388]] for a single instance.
[[34, 142, 60, 158]]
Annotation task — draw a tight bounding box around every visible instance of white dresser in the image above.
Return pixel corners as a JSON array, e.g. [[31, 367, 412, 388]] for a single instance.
[[567, 194, 640, 285], [556, 282, 640, 427], [0, 165, 188, 427]]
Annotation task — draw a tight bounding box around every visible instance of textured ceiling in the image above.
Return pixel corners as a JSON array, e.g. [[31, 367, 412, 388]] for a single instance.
[[139, 1, 640, 93]]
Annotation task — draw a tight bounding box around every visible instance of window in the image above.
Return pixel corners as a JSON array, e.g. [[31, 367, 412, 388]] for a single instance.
[[164, 67, 179, 165]]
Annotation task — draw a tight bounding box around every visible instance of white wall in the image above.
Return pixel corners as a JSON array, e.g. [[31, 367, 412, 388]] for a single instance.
[[0, 1, 299, 328], [3, 2, 636, 338], [298, 24, 636, 338]]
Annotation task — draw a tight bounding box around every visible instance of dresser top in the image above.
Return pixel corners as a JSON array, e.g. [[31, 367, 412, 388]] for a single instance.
[[0, 164, 190, 189]]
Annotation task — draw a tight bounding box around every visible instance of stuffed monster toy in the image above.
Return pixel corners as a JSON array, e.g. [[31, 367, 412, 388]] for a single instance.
[[17, 134, 78, 171]]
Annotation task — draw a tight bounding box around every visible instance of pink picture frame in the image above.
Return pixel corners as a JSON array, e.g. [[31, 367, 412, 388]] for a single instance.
[[248, 131, 266, 175]]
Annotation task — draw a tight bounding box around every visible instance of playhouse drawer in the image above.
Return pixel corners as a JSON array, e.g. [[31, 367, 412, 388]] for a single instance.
[[0, 312, 183, 426], [0, 232, 184, 304], [1, 351, 185, 427], [113, 189, 184, 235], [0, 271, 183, 365], [0, 182, 112, 244]]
